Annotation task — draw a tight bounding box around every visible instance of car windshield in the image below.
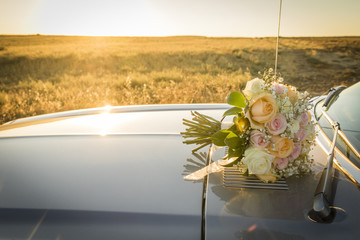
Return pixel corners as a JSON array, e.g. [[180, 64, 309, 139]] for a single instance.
[[316, 82, 360, 168]]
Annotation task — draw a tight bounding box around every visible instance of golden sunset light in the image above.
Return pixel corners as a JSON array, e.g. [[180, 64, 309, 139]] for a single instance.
[[0, 0, 359, 37], [0, 0, 359, 125], [1, 0, 360, 238]]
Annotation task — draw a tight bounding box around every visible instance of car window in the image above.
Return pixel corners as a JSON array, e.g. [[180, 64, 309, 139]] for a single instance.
[[318, 82, 360, 168]]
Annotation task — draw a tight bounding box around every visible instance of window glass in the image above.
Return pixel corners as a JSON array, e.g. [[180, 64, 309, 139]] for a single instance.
[[318, 82, 360, 168]]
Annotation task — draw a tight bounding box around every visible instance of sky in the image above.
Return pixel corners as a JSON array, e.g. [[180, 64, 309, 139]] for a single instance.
[[0, 0, 359, 37]]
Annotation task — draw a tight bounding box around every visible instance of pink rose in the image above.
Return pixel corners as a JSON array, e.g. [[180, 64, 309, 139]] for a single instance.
[[250, 130, 269, 148], [295, 128, 307, 142], [266, 113, 287, 135], [288, 142, 301, 162], [273, 157, 289, 170], [273, 83, 286, 94], [299, 111, 309, 127]]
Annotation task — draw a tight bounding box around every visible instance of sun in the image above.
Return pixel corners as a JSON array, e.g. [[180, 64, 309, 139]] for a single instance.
[[35, 0, 159, 36]]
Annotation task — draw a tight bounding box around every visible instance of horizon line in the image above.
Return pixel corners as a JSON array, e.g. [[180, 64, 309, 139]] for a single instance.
[[1, 34, 360, 38]]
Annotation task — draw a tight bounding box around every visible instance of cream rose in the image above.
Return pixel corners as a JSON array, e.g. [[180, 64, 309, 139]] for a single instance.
[[268, 136, 294, 158], [243, 78, 265, 98], [289, 119, 300, 134], [242, 147, 274, 175], [246, 93, 277, 129], [282, 98, 292, 113]]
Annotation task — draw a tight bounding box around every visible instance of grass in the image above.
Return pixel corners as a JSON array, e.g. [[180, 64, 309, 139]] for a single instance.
[[0, 35, 359, 124]]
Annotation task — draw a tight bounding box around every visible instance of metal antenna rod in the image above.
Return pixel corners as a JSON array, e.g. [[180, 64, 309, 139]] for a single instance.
[[274, 0, 283, 76]]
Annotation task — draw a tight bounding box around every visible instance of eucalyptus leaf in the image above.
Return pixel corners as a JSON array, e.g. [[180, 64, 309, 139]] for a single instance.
[[226, 91, 247, 108]]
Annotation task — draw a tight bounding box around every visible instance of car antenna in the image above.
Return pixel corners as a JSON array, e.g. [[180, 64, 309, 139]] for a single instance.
[[312, 110, 340, 220], [274, 0, 282, 77]]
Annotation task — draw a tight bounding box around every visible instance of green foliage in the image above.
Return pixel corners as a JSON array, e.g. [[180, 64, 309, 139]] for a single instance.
[[226, 91, 246, 108], [228, 147, 245, 159], [224, 132, 241, 149], [209, 117, 249, 159], [223, 106, 243, 116], [210, 130, 230, 146], [181, 111, 221, 152]]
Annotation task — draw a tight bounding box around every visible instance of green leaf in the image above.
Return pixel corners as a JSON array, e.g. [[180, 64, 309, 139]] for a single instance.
[[226, 91, 247, 108], [223, 107, 243, 117], [228, 147, 244, 159], [233, 115, 239, 124], [224, 132, 241, 149], [228, 124, 239, 134], [211, 130, 230, 146]]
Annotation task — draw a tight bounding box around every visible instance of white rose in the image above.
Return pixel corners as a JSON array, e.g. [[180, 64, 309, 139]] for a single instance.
[[282, 99, 292, 113], [289, 119, 300, 134], [243, 78, 265, 98], [242, 147, 274, 175]]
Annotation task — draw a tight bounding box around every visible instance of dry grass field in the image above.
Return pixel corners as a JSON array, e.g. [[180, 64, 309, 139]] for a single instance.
[[0, 35, 359, 124]]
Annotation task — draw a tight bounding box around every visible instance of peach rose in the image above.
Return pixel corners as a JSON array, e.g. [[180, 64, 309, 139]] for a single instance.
[[266, 113, 287, 135], [286, 86, 298, 104], [246, 93, 277, 129], [268, 136, 294, 158]]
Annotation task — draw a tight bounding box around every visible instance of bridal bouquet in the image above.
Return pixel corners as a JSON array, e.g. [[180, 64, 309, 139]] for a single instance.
[[182, 69, 315, 182]]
